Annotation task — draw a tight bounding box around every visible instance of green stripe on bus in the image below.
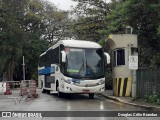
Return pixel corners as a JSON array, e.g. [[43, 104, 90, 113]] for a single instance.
[[67, 69, 79, 72]]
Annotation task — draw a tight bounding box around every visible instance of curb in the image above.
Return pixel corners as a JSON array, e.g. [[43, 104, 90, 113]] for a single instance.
[[100, 93, 160, 111]]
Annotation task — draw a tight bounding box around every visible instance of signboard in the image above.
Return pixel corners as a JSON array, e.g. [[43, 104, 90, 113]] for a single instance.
[[0, 82, 6, 92], [129, 56, 138, 70]]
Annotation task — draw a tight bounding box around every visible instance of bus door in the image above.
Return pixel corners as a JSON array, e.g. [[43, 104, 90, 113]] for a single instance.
[[43, 65, 56, 91], [49, 64, 60, 91], [54, 64, 60, 85]]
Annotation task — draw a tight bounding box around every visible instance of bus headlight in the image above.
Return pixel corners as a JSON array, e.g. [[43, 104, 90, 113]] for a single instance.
[[97, 80, 105, 85], [64, 79, 74, 84]]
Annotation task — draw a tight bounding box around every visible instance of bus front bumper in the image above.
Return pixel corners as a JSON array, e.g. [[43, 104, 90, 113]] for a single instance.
[[61, 83, 105, 94]]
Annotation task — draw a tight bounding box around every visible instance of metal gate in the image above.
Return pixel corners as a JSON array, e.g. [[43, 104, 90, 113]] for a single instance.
[[136, 68, 160, 98], [0, 80, 38, 104]]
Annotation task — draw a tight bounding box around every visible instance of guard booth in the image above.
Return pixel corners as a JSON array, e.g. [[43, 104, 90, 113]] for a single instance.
[[106, 27, 138, 97]]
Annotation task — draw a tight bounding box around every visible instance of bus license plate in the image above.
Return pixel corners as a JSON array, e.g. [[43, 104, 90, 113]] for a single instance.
[[83, 90, 90, 93]]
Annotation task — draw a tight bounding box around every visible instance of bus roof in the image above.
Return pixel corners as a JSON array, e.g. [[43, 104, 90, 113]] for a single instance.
[[50, 40, 102, 49], [40, 40, 102, 57]]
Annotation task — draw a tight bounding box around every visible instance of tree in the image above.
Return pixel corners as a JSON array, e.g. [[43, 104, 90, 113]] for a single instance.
[[126, 0, 160, 67], [0, 0, 28, 80], [0, 0, 70, 81], [71, 0, 110, 41], [104, 0, 160, 67]]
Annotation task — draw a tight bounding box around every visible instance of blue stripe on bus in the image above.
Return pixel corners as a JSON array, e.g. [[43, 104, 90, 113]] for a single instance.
[[38, 66, 55, 75]]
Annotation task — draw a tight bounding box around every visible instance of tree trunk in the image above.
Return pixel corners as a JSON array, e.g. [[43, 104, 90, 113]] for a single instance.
[[7, 60, 15, 81]]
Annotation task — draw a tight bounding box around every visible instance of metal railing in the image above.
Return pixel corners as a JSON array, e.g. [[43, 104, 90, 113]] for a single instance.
[[0, 80, 38, 104], [136, 68, 160, 97]]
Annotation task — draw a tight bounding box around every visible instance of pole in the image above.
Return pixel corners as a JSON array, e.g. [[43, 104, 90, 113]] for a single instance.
[[128, 43, 137, 98], [132, 70, 136, 98], [22, 56, 25, 80]]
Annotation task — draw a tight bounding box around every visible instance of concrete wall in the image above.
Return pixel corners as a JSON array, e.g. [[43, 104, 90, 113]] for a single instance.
[[108, 34, 137, 49], [108, 34, 137, 79]]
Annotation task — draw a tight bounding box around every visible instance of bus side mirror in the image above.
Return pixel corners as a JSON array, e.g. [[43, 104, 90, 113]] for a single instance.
[[61, 51, 66, 62], [104, 52, 110, 64]]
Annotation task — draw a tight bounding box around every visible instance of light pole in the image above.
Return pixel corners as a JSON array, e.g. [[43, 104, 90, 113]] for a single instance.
[[22, 56, 25, 80]]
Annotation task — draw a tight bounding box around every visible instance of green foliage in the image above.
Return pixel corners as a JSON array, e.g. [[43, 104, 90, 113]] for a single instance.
[[105, 67, 112, 90], [158, 26, 160, 35], [151, 54, 160, 67], [144, 92, 160, 105], [71, 0, 109, 41], [98, 39, 106, 46], [104, 0, 160, 67], [105, 0, 130, 34], [0, 0, 70, 81]]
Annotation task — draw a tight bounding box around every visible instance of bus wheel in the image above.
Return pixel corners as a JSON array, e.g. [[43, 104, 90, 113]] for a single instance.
[[89, 93, 94, 99], [57, 87, 63, 98], [41, 82, 46, 93], [42, 89, 46, 93]]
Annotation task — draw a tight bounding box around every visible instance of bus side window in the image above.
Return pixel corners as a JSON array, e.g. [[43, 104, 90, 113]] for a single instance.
[[60, 45, 65, 74]]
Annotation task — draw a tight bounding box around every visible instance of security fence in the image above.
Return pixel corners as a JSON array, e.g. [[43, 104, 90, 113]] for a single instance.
[[136, 68, 160, 98], [0, 80, 38, 104], [0, 81, 21, 104]]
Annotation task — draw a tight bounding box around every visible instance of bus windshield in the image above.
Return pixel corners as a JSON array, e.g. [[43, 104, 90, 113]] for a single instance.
[[65, 48, 104, 79]]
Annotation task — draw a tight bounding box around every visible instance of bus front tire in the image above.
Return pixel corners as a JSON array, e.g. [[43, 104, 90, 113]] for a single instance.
[[89, 93, 94, 99], [58, 91, 63, 98], [57, 87, 63, 98], [42, 89, 46, 93]]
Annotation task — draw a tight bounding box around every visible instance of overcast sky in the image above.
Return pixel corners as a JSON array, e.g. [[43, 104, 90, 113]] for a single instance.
[[48, 0, 111, 11]]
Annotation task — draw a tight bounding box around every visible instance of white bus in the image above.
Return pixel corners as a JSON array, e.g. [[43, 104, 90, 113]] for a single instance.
[[38, 40, 110, 98]]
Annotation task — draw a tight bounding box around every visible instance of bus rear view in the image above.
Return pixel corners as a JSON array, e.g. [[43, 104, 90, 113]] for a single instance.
[[38, 40, 110, 99]]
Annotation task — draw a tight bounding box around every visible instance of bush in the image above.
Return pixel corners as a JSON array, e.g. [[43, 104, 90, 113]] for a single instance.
[[145, 92, 160, 105]]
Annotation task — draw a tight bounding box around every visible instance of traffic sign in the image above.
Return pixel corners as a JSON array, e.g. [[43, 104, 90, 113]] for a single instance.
[[0, 82, 6, 92], [129, 56, 138, 70]]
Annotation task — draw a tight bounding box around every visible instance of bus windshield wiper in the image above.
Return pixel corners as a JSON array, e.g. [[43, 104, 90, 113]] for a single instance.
[[86, 61, 96, 77], [78, 62, 85, 76]]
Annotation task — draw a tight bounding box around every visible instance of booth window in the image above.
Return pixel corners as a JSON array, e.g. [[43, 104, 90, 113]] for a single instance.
[[113, 49, 125, 66]]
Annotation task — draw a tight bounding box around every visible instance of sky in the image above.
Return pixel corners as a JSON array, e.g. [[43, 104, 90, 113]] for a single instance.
[[48, 0, 111, 11], [48, 0, 78, 11]]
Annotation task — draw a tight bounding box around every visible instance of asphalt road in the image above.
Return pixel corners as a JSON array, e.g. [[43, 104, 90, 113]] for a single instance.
[[0, 90, 159, 120]]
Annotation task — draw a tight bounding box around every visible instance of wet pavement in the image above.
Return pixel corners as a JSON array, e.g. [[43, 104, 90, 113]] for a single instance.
[[0, 89, 159, 120], [101, 90, 160, 111], [0, 94, 137, 111], [0, 89, 145, 111]]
